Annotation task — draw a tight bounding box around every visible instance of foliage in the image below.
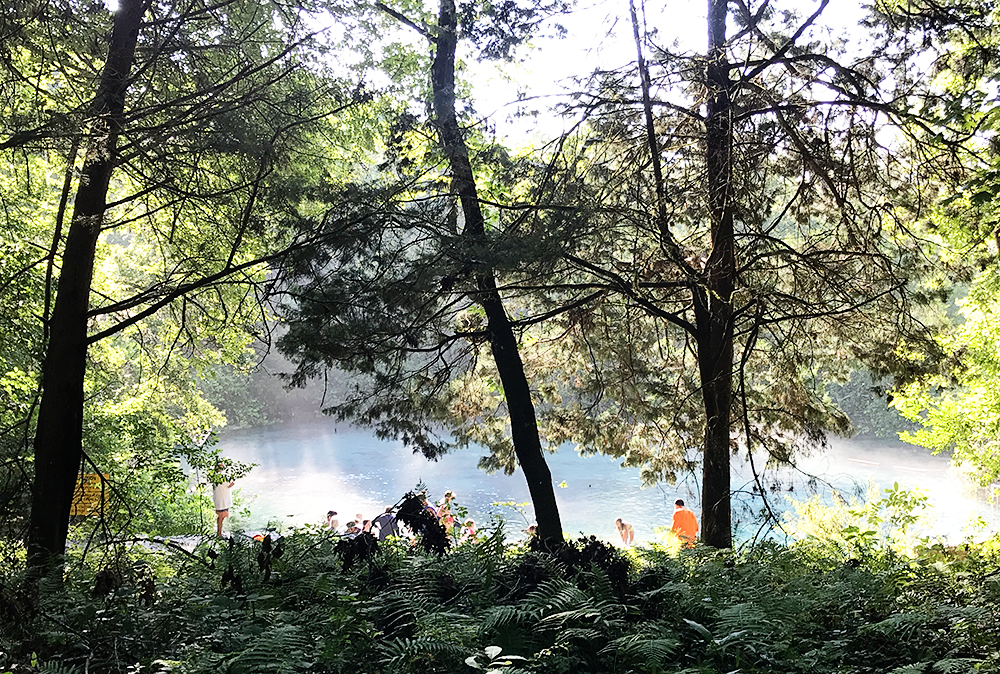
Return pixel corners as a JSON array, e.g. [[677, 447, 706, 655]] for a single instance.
[[894, 270, 1000, 484], [278, 0, 575, 543], [2, 521, 999, 674], [394, 491, 451, 556], [0, 0, 392, 567], [783, 482, 935, 559], [554, 0, 956, 455], [196, 355, 341, 430], [283, 0, 983, 549], [826, 371, 920, 440], [880, 0, 1000, 484]]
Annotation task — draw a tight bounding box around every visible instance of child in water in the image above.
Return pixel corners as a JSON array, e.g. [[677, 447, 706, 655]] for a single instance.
[[460, 518, 476, 542], [614, 517, 635, 545]]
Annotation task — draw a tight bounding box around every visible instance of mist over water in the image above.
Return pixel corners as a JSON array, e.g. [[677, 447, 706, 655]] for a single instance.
[[216, 420, 996, 544]]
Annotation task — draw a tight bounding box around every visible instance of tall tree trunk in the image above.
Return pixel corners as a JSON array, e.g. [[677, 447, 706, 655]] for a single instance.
[[697, 0, 736, 548], [430, 0, 563, 544], [27, 0, 147, 571]]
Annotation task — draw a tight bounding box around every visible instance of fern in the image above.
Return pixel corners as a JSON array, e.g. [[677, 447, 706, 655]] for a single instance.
[[225, 624, 316, 673], [578, 564, 617, 603], [933, 659, 987, 673], [11, 517, 1000, 674], [862, 611, 936, 641], [552, 626, 603, 643], [477, 603, 543, 658], [469, 521, 508, 574], [37, 663, 84, 674], [888, 659, 984, 674], [480, 604, 533, 633], [538, 598, 625, 630], [522, 578, 587, 617], [600, 628, 680, 670], [375, 635, 469, 672]]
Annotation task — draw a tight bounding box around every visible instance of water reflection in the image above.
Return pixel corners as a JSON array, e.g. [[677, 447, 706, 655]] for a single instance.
[[216, 421, 995, 543]]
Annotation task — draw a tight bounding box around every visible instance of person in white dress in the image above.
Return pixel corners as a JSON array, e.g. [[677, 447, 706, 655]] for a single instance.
[[212, 463, 235, 537]]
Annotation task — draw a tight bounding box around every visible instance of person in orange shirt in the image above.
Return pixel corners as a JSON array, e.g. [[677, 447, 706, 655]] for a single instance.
[[671, 499, 698, 547]]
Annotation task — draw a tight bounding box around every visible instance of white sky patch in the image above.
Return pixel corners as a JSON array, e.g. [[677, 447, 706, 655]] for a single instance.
[[469, 0, 871, 144]]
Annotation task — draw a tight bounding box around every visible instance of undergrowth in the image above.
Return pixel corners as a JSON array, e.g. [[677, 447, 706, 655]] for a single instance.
[[2, 529, 999, 673]]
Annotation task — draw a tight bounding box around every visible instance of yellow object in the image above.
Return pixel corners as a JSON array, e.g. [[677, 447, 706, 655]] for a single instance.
[[70, 473, 109, 516]]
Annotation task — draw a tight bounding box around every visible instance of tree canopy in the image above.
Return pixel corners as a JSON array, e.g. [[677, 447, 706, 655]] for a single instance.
[[1, 0, 999, 571], [1, 0, 381, 570]]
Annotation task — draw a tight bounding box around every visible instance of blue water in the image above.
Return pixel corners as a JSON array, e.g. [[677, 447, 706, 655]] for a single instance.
[[215, 421, 997, 544]]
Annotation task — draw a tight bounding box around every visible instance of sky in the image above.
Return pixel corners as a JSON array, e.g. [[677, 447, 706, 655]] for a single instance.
[[468, 0, 871, 142], [101, 0, 872, 144]]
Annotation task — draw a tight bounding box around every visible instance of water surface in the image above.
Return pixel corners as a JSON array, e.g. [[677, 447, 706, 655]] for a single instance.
[[216, 421, 996, 543]]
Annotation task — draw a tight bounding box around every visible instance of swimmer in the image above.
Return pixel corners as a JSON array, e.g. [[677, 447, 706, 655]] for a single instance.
[[614, 517, 635, 545]]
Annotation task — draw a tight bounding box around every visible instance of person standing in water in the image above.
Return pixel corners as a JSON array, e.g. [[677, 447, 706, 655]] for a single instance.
[[614, 517, 635, 545], [420, 493, 438, 519], [371, 507, 398, 540], [438, 490, 455, 520], [671, 499, 699, 547], [325, 510, 339, 531], [212, 462, 235, 537]]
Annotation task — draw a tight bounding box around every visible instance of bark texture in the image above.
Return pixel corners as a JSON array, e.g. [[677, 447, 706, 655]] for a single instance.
[[697, 0, 736, 548], [27, 0, 148, 569], [430, 0, 563, 544]]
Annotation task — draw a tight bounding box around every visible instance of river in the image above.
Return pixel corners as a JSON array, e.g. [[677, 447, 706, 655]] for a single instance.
[[215, 421, 997, 544]]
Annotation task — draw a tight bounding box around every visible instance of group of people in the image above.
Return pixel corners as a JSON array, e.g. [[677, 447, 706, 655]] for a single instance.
[[213, 463, 700, 548], [615, 499, 699, 547], [323, 490, 478, 543], [420, 490, 478, 542], [324, 507, 399, 540]]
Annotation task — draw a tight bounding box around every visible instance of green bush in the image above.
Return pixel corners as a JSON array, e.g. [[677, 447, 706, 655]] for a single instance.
[[3, 526, 999, 673]]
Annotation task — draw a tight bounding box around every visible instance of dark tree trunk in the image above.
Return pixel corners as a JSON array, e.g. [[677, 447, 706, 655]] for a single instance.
[[430, 0, 563, 544], [697, 0, 736, 548], [27, 0, 147, 571]]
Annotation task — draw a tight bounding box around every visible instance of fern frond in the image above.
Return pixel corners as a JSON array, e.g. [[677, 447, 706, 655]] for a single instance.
[[522, 579, 587, 616], [371, 590, 437, 617], [552, 626, 603, 643], [600, 630, 680, 668], [415, 608, 477, 640], [888, 659, 985, 674], [862, 611, 934, 640], [471, 523, 508, 566], [38, 663, 84, 674], [580, 565, 618, 602], [887, 664, 933, 674], [480, 604, 532, 633], [538, 595, 625, 629], [227, 624, 316, 673], [376, 635, 468, 671], [931, 659, 986, 673]]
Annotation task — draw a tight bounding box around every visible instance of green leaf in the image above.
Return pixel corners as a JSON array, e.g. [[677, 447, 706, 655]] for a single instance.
[[682, 618, 713, 641]]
